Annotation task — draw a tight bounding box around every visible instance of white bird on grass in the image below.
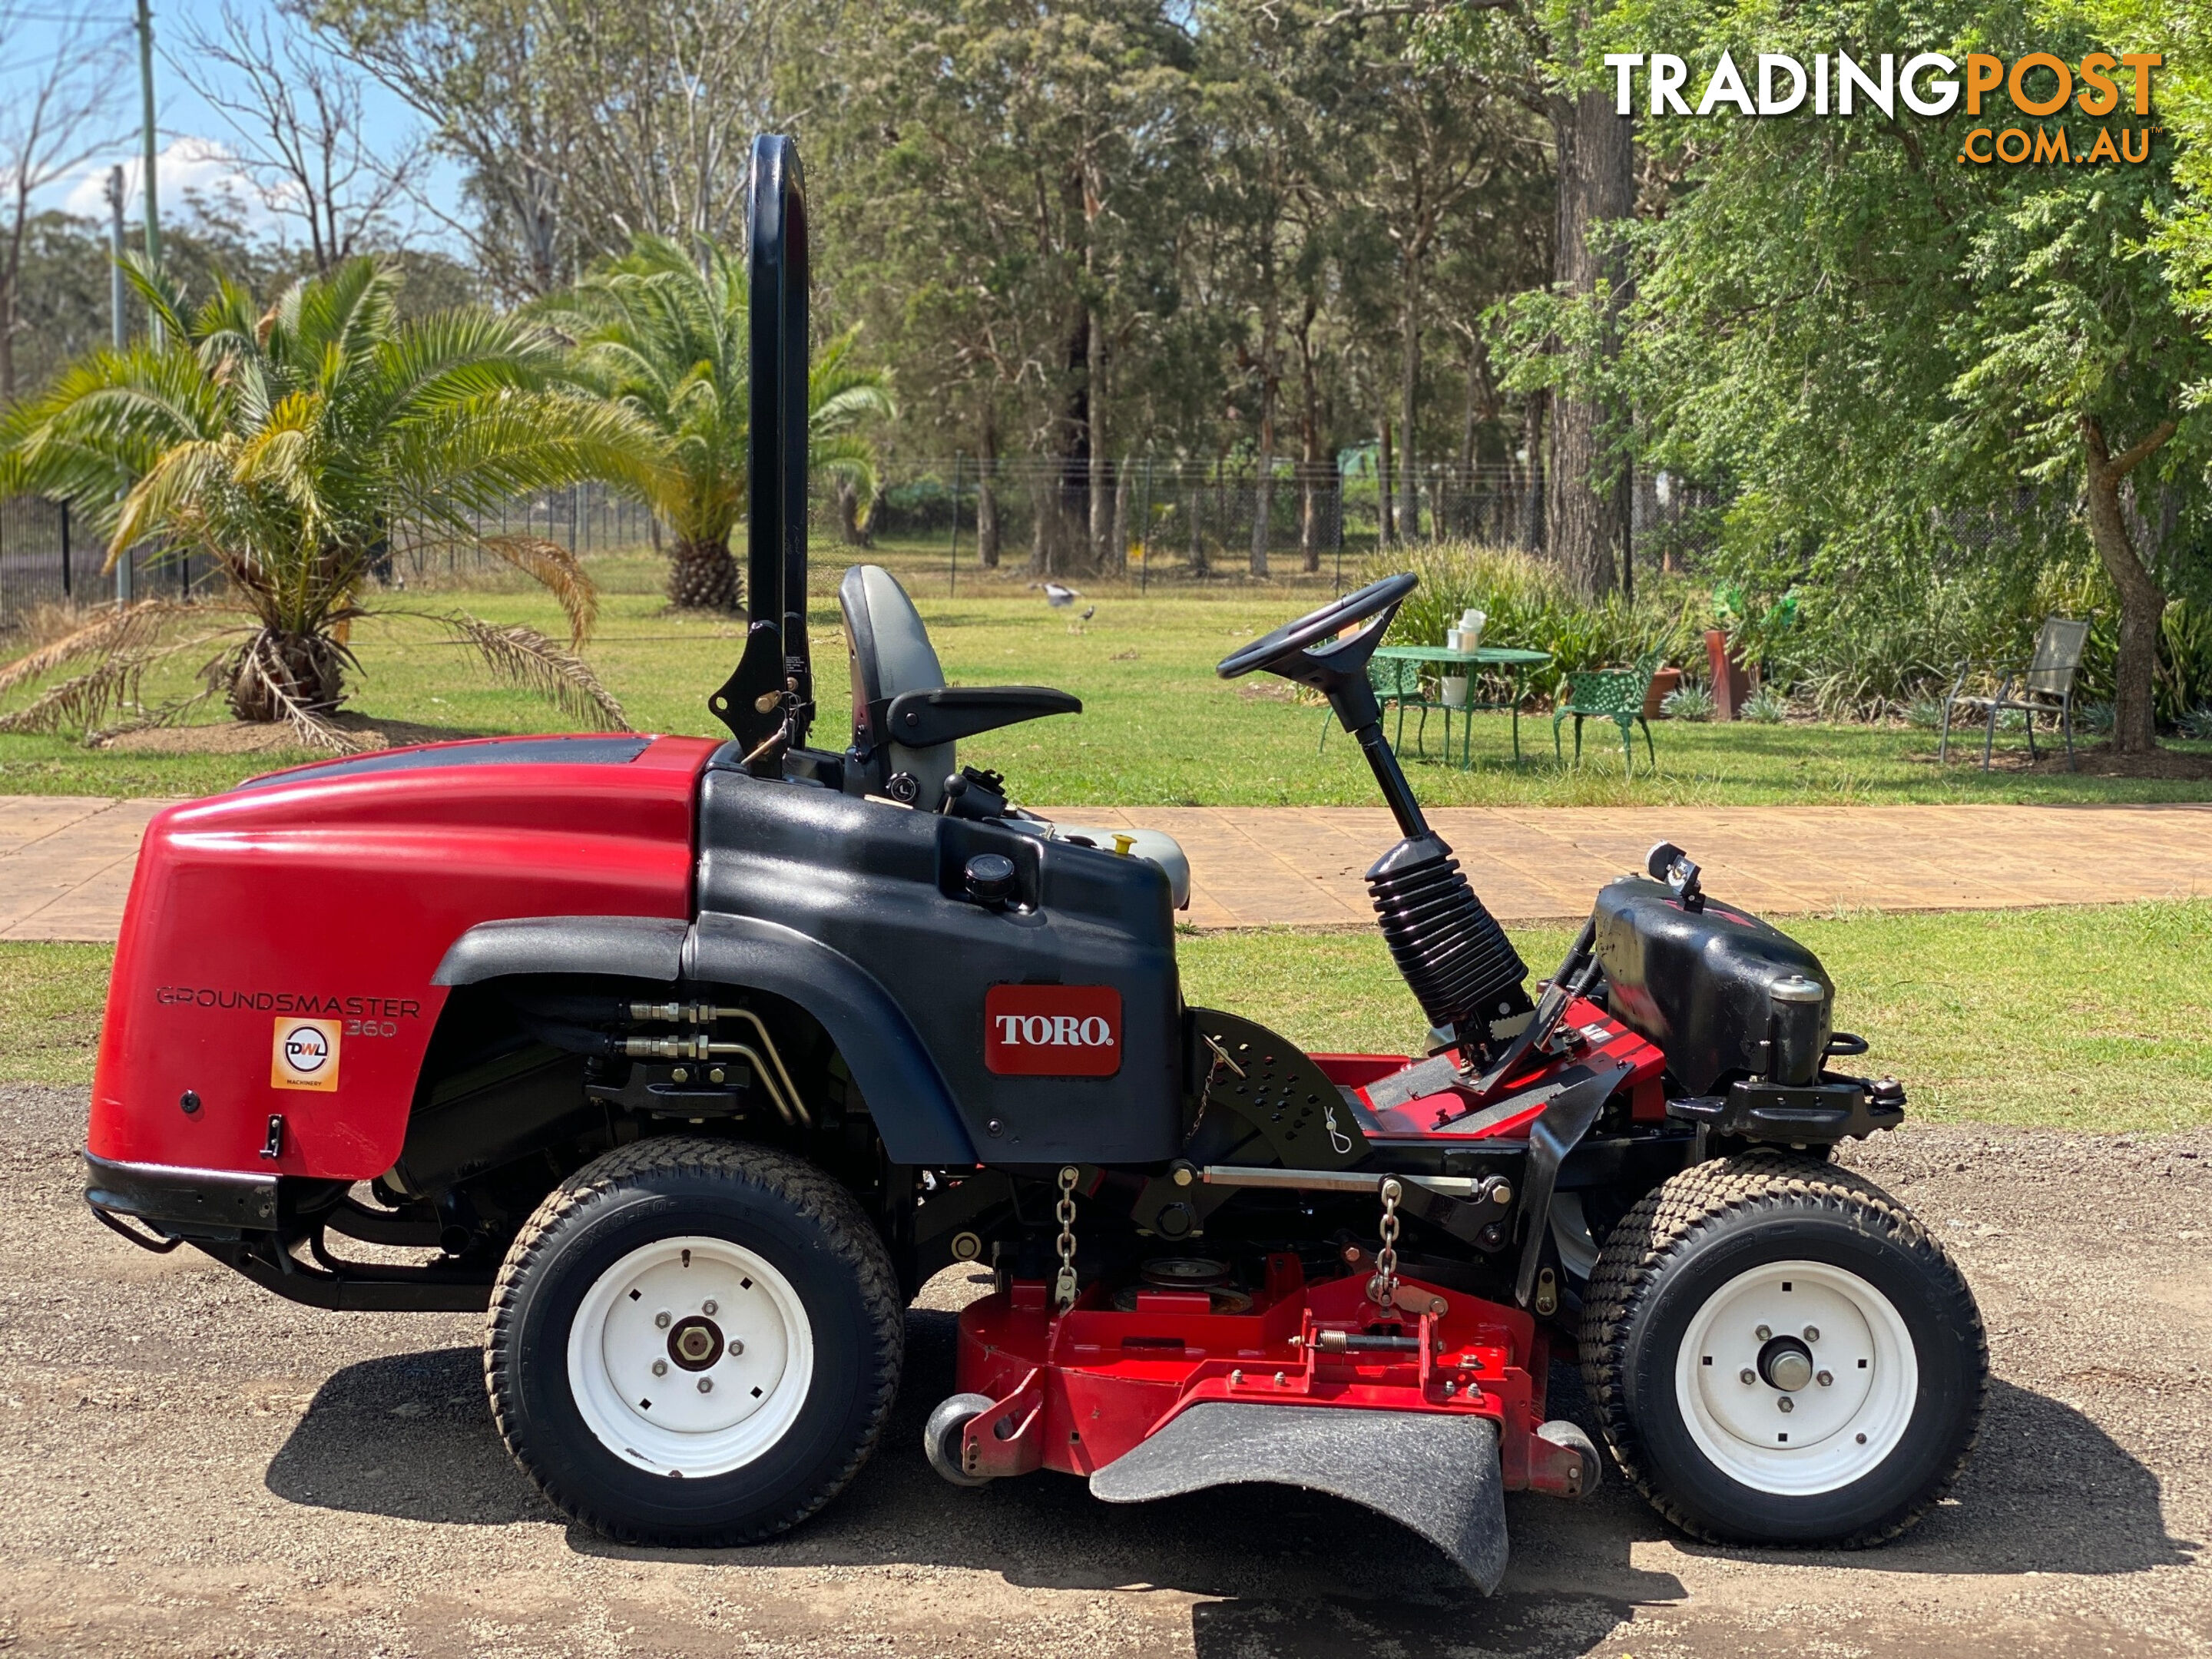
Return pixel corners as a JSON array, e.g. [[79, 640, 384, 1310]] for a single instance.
[[1030, 581, 1082, 608]]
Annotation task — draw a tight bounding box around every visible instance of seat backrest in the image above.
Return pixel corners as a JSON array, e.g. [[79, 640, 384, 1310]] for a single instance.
[[2026, 616, 2089, 695], [839, 565, 955, 801]]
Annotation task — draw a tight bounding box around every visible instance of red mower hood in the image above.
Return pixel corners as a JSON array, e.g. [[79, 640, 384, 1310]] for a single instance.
[[89, 733, 718, 1181]]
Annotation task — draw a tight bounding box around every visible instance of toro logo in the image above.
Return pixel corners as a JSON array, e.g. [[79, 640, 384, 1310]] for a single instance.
[[984, 985, 1122, 1078]]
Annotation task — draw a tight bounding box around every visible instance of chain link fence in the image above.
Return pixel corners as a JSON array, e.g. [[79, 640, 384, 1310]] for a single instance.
[[827, 458, 1726, 588], [0, 496, 206, 637], [4, 463, 1726, 634]]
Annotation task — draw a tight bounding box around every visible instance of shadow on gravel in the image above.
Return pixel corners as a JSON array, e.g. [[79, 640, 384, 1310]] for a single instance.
[[265, 1346, 555, 1526], [266, 1310, 2193, 1657]]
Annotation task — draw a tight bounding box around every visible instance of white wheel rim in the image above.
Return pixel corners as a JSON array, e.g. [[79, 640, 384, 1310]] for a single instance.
[[1674, 1259, 1916, 1496], [566, 1234, 815, 1479]]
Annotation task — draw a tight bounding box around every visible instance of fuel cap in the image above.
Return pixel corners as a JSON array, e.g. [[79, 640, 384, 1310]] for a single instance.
[[964, 853, 1017, 907]]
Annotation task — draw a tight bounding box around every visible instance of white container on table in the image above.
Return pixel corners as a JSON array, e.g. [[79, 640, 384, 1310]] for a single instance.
[[1442, 629, 1469, 709]]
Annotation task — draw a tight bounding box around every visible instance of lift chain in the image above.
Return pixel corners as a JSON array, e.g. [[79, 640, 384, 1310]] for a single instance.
[[1367, 1177, 1402, 1306], [1053, 1165, 1081, 1312]]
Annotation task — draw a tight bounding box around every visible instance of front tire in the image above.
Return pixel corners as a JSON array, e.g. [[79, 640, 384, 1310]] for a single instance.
[[1580, 1152, 1985, 1546], [486, 1137, 902, 1545]]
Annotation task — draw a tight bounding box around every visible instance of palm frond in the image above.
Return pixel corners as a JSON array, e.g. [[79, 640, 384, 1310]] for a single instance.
[[0, 654, 151, 736], [477, 535, 601, 647], [395, 609, 630, 731], [0, 599, 194, 700]]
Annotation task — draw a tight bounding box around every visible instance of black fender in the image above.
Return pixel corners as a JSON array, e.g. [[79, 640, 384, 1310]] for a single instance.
[[429, 912, 976, 1166], [686, 912, 976, 1165], [432, 915, 688, 987]]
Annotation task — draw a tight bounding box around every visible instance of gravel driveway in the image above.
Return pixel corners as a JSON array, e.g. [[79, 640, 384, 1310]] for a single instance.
[[3, 1082, 2206, 1657]]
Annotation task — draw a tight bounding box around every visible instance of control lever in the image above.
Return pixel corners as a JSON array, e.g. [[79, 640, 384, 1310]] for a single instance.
[[1465, 917, 1599, 1098]]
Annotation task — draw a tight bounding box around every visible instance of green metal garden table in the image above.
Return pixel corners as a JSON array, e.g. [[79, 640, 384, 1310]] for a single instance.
[[1370, 644, 1554, 766]]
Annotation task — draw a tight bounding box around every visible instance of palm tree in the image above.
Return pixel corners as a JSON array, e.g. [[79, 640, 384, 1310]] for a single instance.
[[552, 235, 893, 612], [0, 257, 664, 749]]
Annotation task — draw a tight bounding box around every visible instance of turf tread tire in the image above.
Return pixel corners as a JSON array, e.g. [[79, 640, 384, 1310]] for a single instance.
[[1578, 1150, 1985, 1547], [485, 1136, 903, 1546]]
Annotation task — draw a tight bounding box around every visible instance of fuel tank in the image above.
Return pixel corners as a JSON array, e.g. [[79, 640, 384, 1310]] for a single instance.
[[1591, 876, 1833, 1094], [89, 734, 715, 1181]]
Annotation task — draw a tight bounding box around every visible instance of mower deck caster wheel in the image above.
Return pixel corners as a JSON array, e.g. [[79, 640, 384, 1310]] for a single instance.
[[924, 1392, 998, 1487], [1535, 1419, 1604, 1497]]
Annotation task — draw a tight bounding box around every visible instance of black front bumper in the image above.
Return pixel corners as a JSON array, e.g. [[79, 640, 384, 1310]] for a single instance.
[[84, 1151, 277, 1240], [83, 1151, 489, 1310]]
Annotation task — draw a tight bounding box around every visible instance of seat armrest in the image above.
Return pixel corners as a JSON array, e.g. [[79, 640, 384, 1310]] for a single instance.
[[879, 685, 1081, 749]]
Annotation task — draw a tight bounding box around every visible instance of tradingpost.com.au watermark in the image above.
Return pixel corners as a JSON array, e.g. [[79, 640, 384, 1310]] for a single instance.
[[1603, 50, 2163, 165]]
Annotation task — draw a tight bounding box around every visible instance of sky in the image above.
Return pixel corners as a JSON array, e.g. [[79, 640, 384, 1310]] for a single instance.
[[8, 0, 462, 244]]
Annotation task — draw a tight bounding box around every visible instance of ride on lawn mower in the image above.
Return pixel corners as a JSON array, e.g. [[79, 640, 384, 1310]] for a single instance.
[[82, 137, 1985, 1589]]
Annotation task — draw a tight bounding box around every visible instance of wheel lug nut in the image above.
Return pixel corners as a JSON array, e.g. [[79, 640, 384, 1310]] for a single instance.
[[1739, 1368, 1757, 1385], [697, 1377, 714, 1394], [728, 1338, 744, 1356], [1778, 1396, 1794, 1413], [1803, 1326, 1820, 1343], [654, 1310, 671, 1330], [652, 1359, 667, 1377], [702, 1300, 719, 1316], [1754, 1324, 1772, 1341]]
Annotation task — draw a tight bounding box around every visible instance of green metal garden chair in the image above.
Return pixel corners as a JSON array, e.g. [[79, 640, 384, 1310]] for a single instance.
[[1553, 648, 1664, 775], [1319, 655, 1454, 757]]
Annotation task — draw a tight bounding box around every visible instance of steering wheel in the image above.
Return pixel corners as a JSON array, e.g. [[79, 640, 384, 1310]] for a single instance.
[[1216, 573, 1418, 680]]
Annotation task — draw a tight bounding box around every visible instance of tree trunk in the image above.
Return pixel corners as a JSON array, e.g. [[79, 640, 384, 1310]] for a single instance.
[[1518, 390, 1548, 553], [1251, 381, 1275, 578], [2082, 415, 2175, 754], [669, 535, 741, 612], [227, 629, 348, 722], [977, 414, 1001, 568], [1397, 270, 1422, 543], [0, 279, 15, 405], [1031, 473, 1055, 577], [1088, 323, 1112, 569], [1110, 460, 1131, 578], [1188, 467, 1208, 574], [835, 479, 873, 547], [1297, 303, 1323, 573], [1378, 416, 1395, 547], [1547, 83, 1635, 598]]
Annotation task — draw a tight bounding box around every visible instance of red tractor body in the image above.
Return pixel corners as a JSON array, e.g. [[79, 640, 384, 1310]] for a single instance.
[[91, 735, 714, 1178]]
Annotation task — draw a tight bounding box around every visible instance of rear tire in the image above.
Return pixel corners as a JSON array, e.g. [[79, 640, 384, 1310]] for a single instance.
[[486, 1137, 902, 1545], [1580, 1151, 1985, 1546]]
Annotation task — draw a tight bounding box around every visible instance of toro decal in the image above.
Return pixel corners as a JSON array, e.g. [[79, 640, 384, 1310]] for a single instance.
[[985, 985, 1121, 1078], [272, 1017, 343, 1091]]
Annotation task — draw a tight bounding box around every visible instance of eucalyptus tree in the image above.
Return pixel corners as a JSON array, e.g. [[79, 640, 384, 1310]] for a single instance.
[[314, 0, 791, 298], [1612, 0, 2211, 751], [813, 0, 1199, 575]]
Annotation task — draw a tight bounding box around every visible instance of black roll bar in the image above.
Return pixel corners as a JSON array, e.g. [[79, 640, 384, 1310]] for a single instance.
[[747, 133, 813, 745]]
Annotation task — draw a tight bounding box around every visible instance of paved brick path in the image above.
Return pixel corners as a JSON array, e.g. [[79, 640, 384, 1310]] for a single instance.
[[1063, 803, 2212, 929], [2, 795, 2207, 942]]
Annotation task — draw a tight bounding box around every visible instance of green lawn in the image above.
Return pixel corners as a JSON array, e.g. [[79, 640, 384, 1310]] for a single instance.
[[11, 902, 2207, 1132], [1181, 900, 2212, 1134], [2, 544, 2207, 804]]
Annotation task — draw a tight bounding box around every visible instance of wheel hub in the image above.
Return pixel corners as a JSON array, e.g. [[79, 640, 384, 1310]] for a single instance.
[[1757, 1334, 1815, 1393], [1676, 1259, 1918, 1496], [669, 1315, 724, 1371], [565, 1235, 813, 1479]]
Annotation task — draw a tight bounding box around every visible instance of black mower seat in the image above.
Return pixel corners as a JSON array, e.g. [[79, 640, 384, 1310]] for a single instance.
[[836, 565, 1190, 907]]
